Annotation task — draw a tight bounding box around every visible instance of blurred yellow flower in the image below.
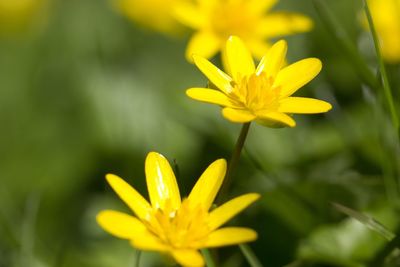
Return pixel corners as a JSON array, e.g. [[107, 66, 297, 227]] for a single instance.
[[187, 36, 332, 128], [175, 0, 313, 61], [114, 0, 186, 35], [0, 0, 46, 34], [367, 0, 400, 63], [97, 152, 259, 267]]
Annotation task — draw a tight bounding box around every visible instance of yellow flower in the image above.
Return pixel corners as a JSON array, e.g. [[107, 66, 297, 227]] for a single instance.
[[174, 0, 313, 61], [97, 152, 259, 267], [114, 0, 186, 35], [366, 0, 400, 63], [186, 36, 332, 128]]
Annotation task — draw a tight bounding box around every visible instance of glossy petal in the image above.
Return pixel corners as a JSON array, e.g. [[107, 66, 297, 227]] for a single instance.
[[222, 108, 256, 123], [256, 40, 287, 78], [130, 232, 169, 251], [97, 210, 147, 239], [256, 111, 296, 127], [172, 249, 205, 267], [145, 152, 181, 210], [279, 97, 332, 114], [193, 55, 233, 94], [174, 3, 206, 29], [204, 227, 257, 247], [186, 88, 236, 108], [186, 31, 221, 62], [106, 174, 151, 220], [225, 36, 256, 81], [188, 159, 227, 210], [274, 58, 322, 97], [208, 193, 260, 231], [257, 13, 313, 37]]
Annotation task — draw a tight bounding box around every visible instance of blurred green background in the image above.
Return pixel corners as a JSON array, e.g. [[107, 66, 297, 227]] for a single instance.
[[1, 0, 399, 266]]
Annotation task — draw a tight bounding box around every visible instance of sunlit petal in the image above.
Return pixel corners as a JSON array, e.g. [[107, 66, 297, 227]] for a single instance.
[[256, 111, 296, 127], [186, 88, 237, 108], [186, 31, 221, 62], [145, 152, 181, 210], [279, 97, 332, 114], [130, 233, 169, 251], [105, 174, 151, 220], [222, 108, 256, 123], [188, 159, 227, 210], [97, 210, 147, 239], [204, 227, 257, 247], [193, 55, 233, 94], [208, 193, 260, 231], [171, 249, 205, 267], [257, 13, 313, 37], [225, 36, 256, 81], [256, 40, 287, 78], [274, 58, 322, 97]]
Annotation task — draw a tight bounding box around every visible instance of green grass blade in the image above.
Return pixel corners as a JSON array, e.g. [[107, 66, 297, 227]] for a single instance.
[[332, 202, 395, 241], [312, 0, 379, 90], [239, 244, 263, 267], [363, 0, 400, 133]]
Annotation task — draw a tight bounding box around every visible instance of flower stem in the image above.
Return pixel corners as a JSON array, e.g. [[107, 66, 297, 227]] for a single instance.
[[363, 0, 400, 135], [239, 244, 263, 267], [134, 250, 141, 267], [217, 122, 251, 203], [201, 249, 217, 267]]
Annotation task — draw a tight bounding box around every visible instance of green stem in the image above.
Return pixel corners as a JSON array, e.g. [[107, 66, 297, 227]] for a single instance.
[[217, 122, 251, 203], [239, 244, 263, 267], [134, 250, 141, 267], [363, 0, 400, 134], [201, 249, 217, 267]]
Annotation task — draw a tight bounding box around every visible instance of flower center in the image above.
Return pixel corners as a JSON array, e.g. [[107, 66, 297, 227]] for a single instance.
[[211, 2, 256, 39], [145, 199, 210, 249], [229, 72, 281, 113]]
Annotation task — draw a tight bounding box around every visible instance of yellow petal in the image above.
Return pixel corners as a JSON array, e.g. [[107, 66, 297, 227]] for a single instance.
[[256, 111, 296, 127], [274, 58, 322, 97], [171, 249, 205, 267], [248, 0, 278, 13], [130, 232, 169, 252], [105, 174, 151, 220], [193, 55, 233, 94], [186, 88, 237, 108], [186, 31, 221, 62], [256, 40, 287, 78], [96, 210, 147, 239], [279, 97, 332, 114], [208, 193, 260, 231], [225, 36, 256, 81], [257, 13, 313, 38], [222, 108, 256, 123], [188, 159, 227, 210], [204, 227, 257, 247], [174, 3, 205, 29], [145, 152, 181, 210]]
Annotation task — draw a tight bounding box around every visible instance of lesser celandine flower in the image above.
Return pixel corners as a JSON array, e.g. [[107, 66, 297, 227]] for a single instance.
[[97, 152, 259, 267], [175, 0, 313, 61], [365, 0, 400, 63], [187, 36, 332, 128], [113, 0, 186, 35]]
